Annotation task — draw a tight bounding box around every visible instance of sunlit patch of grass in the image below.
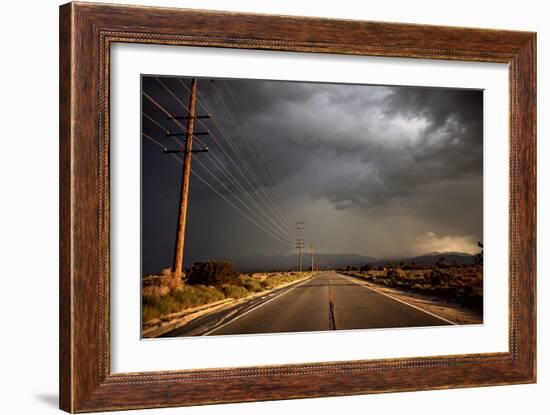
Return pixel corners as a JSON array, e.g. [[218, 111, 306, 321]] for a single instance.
[[261, 272, 310, 289], [142, 285, 225, 322], [142, 270, 312, 323], [172, 285, 225, 307]]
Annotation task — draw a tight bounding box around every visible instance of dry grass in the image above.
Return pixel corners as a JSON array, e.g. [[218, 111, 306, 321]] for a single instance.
[[342, 265, 483, 313], [142, 270, 312, 323], [142, 284, 225, 322], [243, 271, 310, 290]]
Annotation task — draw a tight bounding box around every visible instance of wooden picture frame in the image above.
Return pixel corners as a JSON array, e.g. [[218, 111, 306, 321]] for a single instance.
[[59, 2, 536, 412]]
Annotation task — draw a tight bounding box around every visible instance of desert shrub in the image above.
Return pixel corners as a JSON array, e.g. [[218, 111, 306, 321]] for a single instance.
[[222, 285, 249, 299], [385, 268, 403, 280], [402, 260, 420, 270], [186, 260, 239, 286], [260, 279, 275, 290], [243, 279, 263, 292], [428, 269, 451, 285], [160, 267, 172, 276], [360, 264, 372, 272], [474, 242, 484, 265], [143, 268, 184, 290], [142, 285, 170, 297], [435, 257, 450, 269], [161, 272, 184, 289], [362, 265, 483, 314]]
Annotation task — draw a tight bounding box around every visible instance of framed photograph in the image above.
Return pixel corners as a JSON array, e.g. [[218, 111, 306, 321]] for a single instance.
[[59, 2, 536, 412]]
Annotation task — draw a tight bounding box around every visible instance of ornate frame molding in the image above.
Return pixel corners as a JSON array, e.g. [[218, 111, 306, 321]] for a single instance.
[[60, 2, 536, 412]]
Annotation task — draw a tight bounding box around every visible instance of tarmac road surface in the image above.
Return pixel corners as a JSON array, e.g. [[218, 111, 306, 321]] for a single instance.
[[161, 271, 451, 337]]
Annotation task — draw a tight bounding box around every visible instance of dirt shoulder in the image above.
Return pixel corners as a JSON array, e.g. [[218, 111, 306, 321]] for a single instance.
[[344, 274, 482, 325], [143, 272, 316, 338]]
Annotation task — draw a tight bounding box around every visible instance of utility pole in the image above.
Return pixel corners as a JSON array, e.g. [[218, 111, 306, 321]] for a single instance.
[[310, 243, 315, 273], [168, 79, 210, 275], [172, 78, 197, 275], [296, 221, 305, 272]]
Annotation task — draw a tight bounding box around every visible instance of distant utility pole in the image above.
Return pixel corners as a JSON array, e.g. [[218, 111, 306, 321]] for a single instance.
[[166, 78, 210, 275], [310, 243, 315, 273], [296, 221, 305, 272]]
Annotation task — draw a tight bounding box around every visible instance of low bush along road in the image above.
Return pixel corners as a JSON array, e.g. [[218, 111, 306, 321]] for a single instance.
[[160, 271, 452, 337]]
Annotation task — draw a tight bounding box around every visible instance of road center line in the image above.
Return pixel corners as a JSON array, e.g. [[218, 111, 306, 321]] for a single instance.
[[327, 278, 337, 330]]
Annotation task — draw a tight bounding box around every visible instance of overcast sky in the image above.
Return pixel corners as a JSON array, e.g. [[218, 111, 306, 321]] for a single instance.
[[141, 76, 483, 274]]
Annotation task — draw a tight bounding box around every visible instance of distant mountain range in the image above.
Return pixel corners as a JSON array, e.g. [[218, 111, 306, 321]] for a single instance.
[[368, 252, 475, 267], [233, 251, 475, 272]]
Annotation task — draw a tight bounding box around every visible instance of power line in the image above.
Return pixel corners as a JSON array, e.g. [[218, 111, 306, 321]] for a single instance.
[[192, 155, 294, 243], [208, 110, 293, 231], [196, 154, 295, 239], [141, 132, 167, 150], [144, 82, 294, 240], [144, 78, 301, 249], [174, 80, 294, 236], [151, 77, 296, 272], [222, 80, 297, 222], [209, 81, 295, 231], [143, 91, 189, 142], [143, 110, 209, 150], [143, 121, 293, 242], [178, 79, 295, 234], [143, 111, 170, 134], [192, 170, 293, 247], [142, 132, 293, 247], [205, 105, 295, 234]]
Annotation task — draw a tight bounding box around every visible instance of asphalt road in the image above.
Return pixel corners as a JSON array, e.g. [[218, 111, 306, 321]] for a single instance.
[[161, 271, 451, 337]]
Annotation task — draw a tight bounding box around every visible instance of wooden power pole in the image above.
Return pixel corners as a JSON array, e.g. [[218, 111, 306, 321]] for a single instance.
[[310, 243, 314, 272], [172, 79, 197, 275]]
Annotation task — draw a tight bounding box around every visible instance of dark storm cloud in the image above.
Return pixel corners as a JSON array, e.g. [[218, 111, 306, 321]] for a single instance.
[[210, 80, 482, 209], [141, 76, 483, 274]]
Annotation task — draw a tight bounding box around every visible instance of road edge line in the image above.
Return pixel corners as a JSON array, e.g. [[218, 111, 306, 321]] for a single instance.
[[339, 273, 458, 325], [202, 274, 320, 336], [151, 273, 317, 338]]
